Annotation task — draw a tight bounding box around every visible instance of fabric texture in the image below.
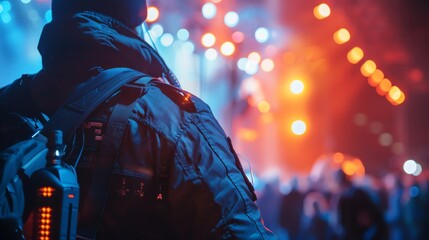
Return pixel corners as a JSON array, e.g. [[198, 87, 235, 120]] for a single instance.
[[51, 0, 147, 28], [0, 11, 277, 239]]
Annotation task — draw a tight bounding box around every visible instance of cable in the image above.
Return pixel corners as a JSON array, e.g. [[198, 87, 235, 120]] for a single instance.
[[142, 21, 160, 53], [73, 127, 85, 169]]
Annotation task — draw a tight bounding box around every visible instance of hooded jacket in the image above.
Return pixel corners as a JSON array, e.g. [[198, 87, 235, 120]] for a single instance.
[[0, 11, 277, 239]]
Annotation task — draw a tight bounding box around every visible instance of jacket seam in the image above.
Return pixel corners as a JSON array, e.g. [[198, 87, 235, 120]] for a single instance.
[[191, 114, 266, 238]]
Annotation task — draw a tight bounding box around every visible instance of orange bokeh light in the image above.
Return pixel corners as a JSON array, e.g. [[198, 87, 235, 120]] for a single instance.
[[146, 6, 160, 23], [368, 69, 385, 87], [314, 3, 331, 20], [360, 60, 377, 77], [376, 78, 392, 96], [333, 28, 351, 44], [347, 47, 364, 64]]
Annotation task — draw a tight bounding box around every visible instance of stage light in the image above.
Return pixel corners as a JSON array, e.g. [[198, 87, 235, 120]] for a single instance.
[[347, 47, 364, 64], [21, 0, 31, 4], [202, 2, 217, 19], [291, 120, 307, 135], [224, 11, 239, 28], [146, 6, 159, 23], [290, 80, 304, 94], [333, 28, 350, 44], [360, 60, 377, 77], [255, 27, 269, 43], [313, 3, 331, 20], [220, 41, 235, 56], [367, 69, 384, 87], [201, 33, 216, 48]]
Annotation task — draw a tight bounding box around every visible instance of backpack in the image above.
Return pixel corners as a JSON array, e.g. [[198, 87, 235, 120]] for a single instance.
[[0, 68, 152, 239]]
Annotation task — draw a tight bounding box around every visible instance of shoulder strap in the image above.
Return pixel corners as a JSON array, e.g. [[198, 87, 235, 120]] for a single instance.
[[42, 67, 150, 143], [77, 103, 135, 240], [77, 76, 155, 239]]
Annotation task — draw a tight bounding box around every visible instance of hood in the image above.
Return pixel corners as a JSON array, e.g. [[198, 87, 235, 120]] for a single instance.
[[31, 11, 171, 115]]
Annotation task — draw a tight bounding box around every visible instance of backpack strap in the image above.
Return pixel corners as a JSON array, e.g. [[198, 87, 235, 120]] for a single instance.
[[42, 67, 150, 143], [76, 103, 134, 240], [75, 76, 154, 240]]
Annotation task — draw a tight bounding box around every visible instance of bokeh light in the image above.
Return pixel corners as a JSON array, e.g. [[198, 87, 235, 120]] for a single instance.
[[258, 101, 271, 113], [232, 31, 245, 43], [375, 78, 392, 96], [245, 60, 259, 75], [147, 6, 160, 23], [360, 60, 377, 77], [392, 91, 406, 106], [368, 69, 384, 87], [177, 28, 190, 41], [202, 2, 217, 19], [386, 86, 402, 103], [205, 48, 218, 61], [261, 59, 275, 72], [149, 24, 164, 38], [224, 11, 239, 28], [220, 41, 236, 56], [290, 80, 304, 94], [333, 28, 350, 44], [160, 33, 174, 47], [255, 27, 270, 43], [403, 159, 417, 175], [347, 47, 364, 64], [313, 3, 331, 20], [248, 52, 261, 63], [182, 41, 195, 53], [291, 120, 307, 135], [201, 33, 216, 48], [42, 9, 52, 23], [237, 57, 248, 71]]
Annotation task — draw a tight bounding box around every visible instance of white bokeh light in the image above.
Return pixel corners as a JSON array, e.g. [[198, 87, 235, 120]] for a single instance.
[[403, 159, 417, 175], [224, 11, 239, 28], [205, 48, 218, 61], [202, 2, 217, 19], [255, 27, 270, 43], [160, 33, 174, 47]]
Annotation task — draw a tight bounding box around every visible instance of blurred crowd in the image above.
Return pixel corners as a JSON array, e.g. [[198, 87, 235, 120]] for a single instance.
[[256, 170, 429, 240]]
